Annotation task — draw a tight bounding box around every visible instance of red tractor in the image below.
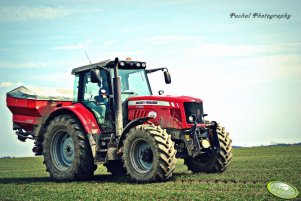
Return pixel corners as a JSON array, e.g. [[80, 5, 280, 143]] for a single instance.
[[6, 57, 232, 182]]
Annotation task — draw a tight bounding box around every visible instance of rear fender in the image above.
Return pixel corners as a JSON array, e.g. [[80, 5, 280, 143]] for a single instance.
[[47, 103, 101, 135]]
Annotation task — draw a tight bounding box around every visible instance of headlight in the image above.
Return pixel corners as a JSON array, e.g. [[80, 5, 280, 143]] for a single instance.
[[148, 111, 157, 118], [188, 115, 196, 123], [200, 139, 210, 148]]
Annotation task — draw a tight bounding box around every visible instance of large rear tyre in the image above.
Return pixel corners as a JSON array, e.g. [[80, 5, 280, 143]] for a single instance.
[[43, 115, 96, 181], [184, 124, 232, 173], [123, 125, 176, 182]]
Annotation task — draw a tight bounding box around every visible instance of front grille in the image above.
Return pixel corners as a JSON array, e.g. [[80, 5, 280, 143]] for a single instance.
[[133, 109, 150, 119], [184, 102, 204, 124]]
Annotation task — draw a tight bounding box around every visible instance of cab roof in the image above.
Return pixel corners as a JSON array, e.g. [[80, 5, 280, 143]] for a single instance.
[[71, 59, 146, 75]]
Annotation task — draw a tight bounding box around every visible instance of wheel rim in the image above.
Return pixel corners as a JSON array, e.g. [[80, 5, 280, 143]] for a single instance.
[[130, 138, 153, 174], [50, 130, 74, 171]]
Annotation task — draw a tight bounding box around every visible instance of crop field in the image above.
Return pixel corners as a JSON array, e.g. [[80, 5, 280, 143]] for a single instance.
[[0, 146, 300, 201]]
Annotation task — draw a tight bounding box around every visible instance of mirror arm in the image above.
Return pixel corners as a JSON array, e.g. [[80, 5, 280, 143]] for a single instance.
[[146, 67, 168, 74]]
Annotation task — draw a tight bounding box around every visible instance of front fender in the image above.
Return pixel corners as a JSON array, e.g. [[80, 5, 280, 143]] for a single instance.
[[117, 117, 152, 149], [47, 103, 101, 134]]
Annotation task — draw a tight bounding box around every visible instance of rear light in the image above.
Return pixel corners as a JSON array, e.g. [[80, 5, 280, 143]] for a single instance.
[[170, 108, 182, 123]]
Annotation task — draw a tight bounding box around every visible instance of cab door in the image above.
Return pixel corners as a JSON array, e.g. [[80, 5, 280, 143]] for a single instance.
[[79, 69, 114, 131]]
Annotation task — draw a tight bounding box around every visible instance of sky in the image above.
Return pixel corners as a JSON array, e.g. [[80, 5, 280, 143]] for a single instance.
[[0, 0, 300, 157]]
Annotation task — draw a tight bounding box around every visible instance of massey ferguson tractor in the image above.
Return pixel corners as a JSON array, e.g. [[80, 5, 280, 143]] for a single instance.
[[6, 57, 232, 182]]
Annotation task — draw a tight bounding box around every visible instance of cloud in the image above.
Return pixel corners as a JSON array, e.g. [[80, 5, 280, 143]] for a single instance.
[[0, 81, 23, 88], [105, 51, 143, 60], [102, 40, 117, 47], [0, 6, 103, 21], [33, 72, 71, 81], [98, 35, 204, 53], [176, 54, 301, 88], [126, 34, 204, 45], [145, 40, 301, 99], [122, 35, 300, 61], [170, 55, 301, 96], [53, 39, 92, 50], [141, 35, 204, 45], [0, 73, 73, 90], [183, 42, 301, 58], [0, 60, 47, 68], [27, 72, 74, 88], [184, 44, 258, 57]]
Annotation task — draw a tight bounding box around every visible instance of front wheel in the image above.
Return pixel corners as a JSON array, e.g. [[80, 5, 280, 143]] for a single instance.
[[184, 124, 232, 173], [123, 125, 176, 182], [43, 115, 96, 181]]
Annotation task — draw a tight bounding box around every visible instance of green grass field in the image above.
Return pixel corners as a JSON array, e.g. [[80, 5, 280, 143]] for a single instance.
[[0, 146, 300, 201]]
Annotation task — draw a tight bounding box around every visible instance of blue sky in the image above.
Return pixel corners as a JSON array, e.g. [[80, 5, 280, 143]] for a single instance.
[[0, 0, 300, 156]]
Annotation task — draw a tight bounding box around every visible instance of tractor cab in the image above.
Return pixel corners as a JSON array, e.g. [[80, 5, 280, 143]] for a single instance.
[[71, 59, 170, 131]]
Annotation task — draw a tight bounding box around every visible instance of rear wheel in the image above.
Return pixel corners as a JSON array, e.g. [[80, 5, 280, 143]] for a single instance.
[[184, 124, 232, 173], [43, 115, 96, 181], [123, 125, 176, 182]]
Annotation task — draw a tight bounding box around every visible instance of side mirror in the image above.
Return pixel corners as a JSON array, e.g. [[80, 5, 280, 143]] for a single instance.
[[164, 71, 171, 84], [90, 69, 101, 83], [202, 114, 208, 123]]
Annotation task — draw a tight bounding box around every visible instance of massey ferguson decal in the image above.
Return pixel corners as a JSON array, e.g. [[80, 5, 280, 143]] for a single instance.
[[136, 101, 157, 105], [128, 100, 170, 106]]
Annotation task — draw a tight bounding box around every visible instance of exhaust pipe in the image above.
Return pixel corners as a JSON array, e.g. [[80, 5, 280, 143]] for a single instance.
[[113, 57, 123, 138]]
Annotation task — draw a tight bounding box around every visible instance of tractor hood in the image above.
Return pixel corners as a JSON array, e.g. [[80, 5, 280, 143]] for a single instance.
[[128, 95, 203, 106], [127, 95, 204, 129]]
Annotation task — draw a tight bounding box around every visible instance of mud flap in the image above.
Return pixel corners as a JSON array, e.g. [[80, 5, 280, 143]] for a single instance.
[[209, 122, 221, 152], [87, 134, 97, 158], [208, 122, 221, 160], [106, 147, 120, 161]]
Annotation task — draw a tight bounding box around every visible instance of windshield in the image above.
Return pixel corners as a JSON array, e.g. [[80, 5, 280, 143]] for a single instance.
[[111, 68, 152, 101]]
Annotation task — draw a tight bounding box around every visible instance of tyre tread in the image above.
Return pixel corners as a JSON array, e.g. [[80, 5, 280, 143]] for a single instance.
[[43, 114, 95, 181], [123, 124, 176, 182], [184, 123, 232, 173]]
